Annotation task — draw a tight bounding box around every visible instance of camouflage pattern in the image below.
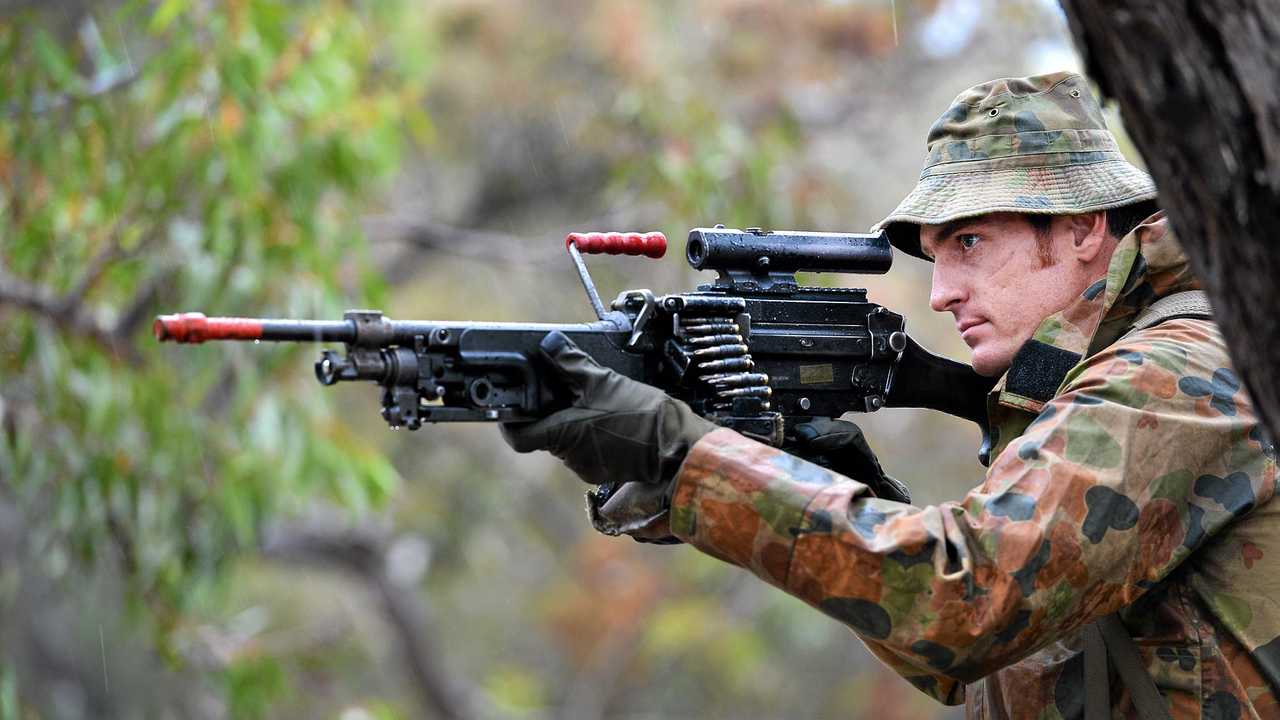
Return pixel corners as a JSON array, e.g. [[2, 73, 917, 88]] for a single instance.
[[875, 72, 1157, 260], [668, 214, 1280, 718]]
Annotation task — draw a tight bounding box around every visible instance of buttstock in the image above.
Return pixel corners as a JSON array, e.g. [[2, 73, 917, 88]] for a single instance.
[[885, 335, 996, 429]]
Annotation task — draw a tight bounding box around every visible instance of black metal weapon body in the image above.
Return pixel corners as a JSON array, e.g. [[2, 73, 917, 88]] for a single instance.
[[156, 227, 994, 451]]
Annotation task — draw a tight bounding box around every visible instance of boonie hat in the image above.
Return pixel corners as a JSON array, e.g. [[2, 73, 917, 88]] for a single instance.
[[875, 72, 1157, 260]]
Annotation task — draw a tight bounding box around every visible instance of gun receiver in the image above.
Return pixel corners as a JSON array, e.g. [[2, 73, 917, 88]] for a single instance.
[[156, 227, 995, 457]]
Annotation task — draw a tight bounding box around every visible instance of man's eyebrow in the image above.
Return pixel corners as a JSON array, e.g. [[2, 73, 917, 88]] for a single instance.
[[921, 217, 982, 254]]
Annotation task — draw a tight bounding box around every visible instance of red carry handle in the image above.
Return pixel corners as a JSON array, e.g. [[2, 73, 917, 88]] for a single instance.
[[565, 231, 666, 258]]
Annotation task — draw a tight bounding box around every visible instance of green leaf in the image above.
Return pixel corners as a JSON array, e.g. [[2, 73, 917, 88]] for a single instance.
[[32, 30, 77, 89], [225, 655, 288, 720], [150, 0, 189, 33], [483, 665, 546, 711], [0, 663, 17, 718]]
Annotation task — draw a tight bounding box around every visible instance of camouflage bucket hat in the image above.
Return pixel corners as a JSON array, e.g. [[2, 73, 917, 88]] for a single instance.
[[875, 72, 1157, 260]]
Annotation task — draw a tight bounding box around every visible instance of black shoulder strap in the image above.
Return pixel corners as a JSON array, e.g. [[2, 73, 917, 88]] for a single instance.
[[1008, 292, 1212, 718], [1083, 623, 1110, 718], [1084, 292, 1209, 719], [1085, 614, 1173, 719]]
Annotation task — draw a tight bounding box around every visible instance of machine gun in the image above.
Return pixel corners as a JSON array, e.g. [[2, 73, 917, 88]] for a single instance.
[[155, 227, 995, 458]]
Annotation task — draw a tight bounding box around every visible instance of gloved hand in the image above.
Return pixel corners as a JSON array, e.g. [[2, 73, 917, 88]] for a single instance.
[[502, 331, 717, 540], [586, 481, 684, 544], [789, 417, 911, 504]]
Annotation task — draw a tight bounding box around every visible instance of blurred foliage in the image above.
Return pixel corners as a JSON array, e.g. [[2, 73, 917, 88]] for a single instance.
[[0, 0, 1078, 718], [0, 0, 428, 714]]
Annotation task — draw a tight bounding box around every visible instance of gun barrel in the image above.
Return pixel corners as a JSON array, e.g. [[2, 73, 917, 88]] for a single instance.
[[154, 312, 356, 344], [686, 228, 892, 275]]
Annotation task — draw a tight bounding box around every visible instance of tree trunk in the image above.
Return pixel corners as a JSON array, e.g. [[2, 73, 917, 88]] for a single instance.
[[1059, 1, 1280, 445]]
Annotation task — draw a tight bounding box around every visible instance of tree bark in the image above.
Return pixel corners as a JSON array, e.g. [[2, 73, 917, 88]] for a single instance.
[[1059, 0, 1280, 445]]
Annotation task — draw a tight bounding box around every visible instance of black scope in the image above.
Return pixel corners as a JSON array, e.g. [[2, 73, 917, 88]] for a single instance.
[[686, 227, 892, 291]]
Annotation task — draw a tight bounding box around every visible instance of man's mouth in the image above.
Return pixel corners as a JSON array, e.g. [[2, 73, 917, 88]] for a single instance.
[[957, 319, 987, 344]]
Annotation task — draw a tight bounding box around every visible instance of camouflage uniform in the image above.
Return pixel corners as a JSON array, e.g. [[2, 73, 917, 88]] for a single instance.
[[666, 75, 1280, 718]]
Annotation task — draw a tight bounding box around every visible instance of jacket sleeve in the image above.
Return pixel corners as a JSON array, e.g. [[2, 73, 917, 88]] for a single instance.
[[667, 321, 1276, 704]]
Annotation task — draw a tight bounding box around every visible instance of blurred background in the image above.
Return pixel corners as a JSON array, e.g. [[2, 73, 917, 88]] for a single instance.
[[0, 1, 1137, 718]]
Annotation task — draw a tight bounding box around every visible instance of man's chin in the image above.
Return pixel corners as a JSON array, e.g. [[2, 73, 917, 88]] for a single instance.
[[969, 348, 1013, 378]]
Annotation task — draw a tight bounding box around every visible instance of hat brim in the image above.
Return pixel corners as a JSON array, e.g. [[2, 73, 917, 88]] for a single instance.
[[876, 160, 1158, 260]]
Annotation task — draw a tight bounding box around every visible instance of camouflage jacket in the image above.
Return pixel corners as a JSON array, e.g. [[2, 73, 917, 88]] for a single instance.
[[667, 214, 1279, 718]]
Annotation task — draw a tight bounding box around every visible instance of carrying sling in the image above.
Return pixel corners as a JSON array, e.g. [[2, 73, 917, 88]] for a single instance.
[[983, 291, 1211, 719], [1082, 290, 1212, 720]]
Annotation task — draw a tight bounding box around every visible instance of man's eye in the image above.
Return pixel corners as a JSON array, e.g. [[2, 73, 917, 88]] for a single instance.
[[957, 233, 980, 249]]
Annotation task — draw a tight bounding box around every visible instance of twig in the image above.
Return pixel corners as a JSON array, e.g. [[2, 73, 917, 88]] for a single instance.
[[252, 613, 353, 658], [105, 509, 139, 576], [0, 226, 168, 360], [60, 222, 164, 311], [114, 269, 170, 339], [365, 217, 566, 270], [262, 518, 523, 720], [61, 239, 126, 310], [0, 267, 63, 316], [364, 198, 662, 277], [559, 620, 644, 720], [0, 266, 127, 355], [8, 65, 142, 118]]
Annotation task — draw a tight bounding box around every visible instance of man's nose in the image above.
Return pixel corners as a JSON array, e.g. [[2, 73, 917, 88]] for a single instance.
[[929, 263, 966, 313]]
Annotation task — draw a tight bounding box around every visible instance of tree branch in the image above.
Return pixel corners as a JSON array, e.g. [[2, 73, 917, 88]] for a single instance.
[[0, 225, 169, 360], [364, 198, 662, 284], [60, 220, 165, 307], [61, 239, 126, 310], [7, 60, 142, 118], [0, 265, 128, 355], [364, 217, 565, 286], [262, 518, 522, 720], [559, 620, 643, 720]]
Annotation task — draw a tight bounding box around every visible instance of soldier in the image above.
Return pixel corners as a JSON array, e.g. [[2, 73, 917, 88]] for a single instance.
[[503, 72, 1278, 718]]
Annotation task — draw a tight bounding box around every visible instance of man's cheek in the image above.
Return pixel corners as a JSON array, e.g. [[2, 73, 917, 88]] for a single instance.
[[991, 317, 1037, 357]]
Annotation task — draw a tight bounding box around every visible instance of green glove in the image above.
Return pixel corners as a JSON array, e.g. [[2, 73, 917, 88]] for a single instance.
[[502, 331, 716, 488], [790, 418, 911, 504]]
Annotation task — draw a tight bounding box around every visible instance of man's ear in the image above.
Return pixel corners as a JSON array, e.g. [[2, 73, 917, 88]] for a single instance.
[[1065, 212, 1109, 263]]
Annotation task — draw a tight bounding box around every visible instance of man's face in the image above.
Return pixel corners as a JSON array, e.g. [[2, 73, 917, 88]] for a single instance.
[[920, 213, 1088, 377]]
